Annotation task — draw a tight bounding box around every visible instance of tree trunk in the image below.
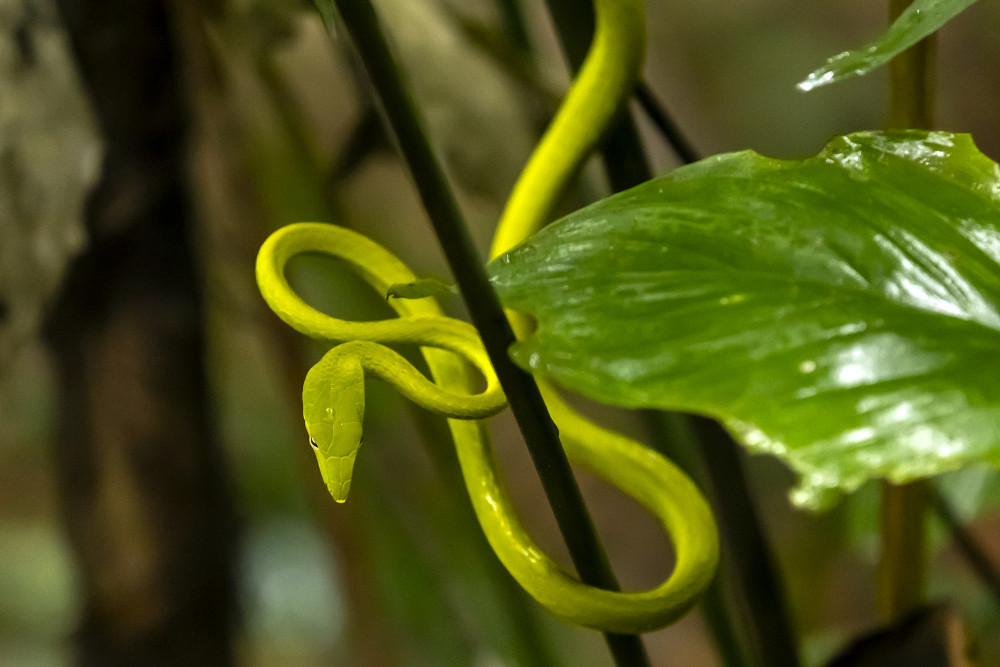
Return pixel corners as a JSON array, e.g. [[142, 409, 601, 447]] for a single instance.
[[43, 0, 239, 663]]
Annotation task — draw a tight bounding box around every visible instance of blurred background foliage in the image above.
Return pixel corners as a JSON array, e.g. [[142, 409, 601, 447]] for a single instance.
[[2, 0, 1000, 664]]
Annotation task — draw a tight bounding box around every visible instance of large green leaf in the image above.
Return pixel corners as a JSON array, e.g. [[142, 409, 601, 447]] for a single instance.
[[798, 0, 979, 91], [489, 131, 1000, 510]]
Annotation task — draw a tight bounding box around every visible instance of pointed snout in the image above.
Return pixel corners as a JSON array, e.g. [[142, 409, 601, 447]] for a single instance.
[[313, 446, 357, 503]]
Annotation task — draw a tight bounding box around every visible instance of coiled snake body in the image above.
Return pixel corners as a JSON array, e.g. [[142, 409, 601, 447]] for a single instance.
[[256, 0, 718, 634]]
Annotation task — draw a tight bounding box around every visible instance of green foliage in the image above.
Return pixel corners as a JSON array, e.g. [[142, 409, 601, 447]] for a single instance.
[[490, 130, 1000, 510], [798, 0, 979, 90], [386, 277, 457, 301], [310, 0, 337, 33]]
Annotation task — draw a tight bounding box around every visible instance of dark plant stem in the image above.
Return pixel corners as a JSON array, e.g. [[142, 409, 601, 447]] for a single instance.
[[635, 82, 700, 166], [328, 1, 644, 663], [931, 492, 1000, 608], [878, 0, 936, 624], [689, 418, 802, 667], [886, 0, 936, 130], [493, 0, 532, 53], [650, 414, 755, 667]]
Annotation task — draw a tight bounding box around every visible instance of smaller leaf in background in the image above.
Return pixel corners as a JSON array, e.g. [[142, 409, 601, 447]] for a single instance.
[[311, 0, 336, 33], [489, 131, 1000, 510], [798, 0, 979, 91]]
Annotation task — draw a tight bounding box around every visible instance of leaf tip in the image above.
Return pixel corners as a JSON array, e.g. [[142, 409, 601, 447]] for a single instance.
[[385, 277, 456, 301], [311, 0, 337, 34], [796, 69, 835, 92]]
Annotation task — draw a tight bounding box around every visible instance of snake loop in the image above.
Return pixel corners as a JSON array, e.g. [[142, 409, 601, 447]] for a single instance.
[[255, 0, 719, 634], [256, 222, 506, 500], [256, 221, 718, 633], [257, 223, 718, 633]]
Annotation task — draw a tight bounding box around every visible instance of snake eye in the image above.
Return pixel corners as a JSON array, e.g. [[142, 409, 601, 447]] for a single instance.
[[309, 437, 319, 451]]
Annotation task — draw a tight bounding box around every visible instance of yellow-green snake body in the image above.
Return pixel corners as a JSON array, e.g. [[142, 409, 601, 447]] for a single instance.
[[257, 223, 505, 501], [256, 0, 719, 634]]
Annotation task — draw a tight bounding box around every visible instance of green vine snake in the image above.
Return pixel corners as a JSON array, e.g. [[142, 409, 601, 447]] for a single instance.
[[256, 0, 719, 634]]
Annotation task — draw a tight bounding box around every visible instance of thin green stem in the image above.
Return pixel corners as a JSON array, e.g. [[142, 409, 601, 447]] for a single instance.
[[887, 0, 936, 129], [328, 1, 643, 663], [878, 480, 930, 620], [878, 0, 936, 624]]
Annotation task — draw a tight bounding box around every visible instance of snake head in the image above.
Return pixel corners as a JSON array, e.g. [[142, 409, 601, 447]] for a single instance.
[[307, 419, 363, 503]]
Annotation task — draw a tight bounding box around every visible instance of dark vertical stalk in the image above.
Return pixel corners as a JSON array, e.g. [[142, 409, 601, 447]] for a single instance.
[[43, 0, 239, 663], [878, 480, 930, 620], [689, 419, 801, 667], [493, 0, 532, 53], [931, 492, 1000, 607], [634, 82, 700, 166], [327, 1, 646, 664], [886, 0, 936, 130], [878, 0, 936, 624]]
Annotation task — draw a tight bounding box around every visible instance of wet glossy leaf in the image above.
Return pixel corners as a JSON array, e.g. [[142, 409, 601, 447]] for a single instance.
[[489, 131, 1000, 509], [798, 0, 979, 91]]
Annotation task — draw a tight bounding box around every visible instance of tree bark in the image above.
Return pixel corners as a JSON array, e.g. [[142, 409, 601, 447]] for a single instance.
[[43, 0, 239, 663]]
